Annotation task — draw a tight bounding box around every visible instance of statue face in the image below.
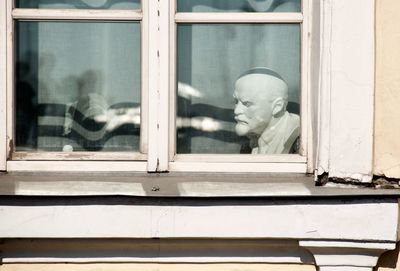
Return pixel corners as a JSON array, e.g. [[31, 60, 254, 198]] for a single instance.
[[233, 74, 275, 137]]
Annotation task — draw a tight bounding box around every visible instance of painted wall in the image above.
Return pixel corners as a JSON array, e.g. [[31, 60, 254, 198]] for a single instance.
[[0, 264, 316, 271], [0, 260, 399, 271], [2, 1, 400, 271], [374, 0, 400, 178]]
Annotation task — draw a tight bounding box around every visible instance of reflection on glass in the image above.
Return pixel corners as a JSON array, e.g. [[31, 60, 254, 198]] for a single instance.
[[177, 24, 300, 154], [16, 0, 140, 9], [16, 21, 141, 152], [178, 0, 300, 12]]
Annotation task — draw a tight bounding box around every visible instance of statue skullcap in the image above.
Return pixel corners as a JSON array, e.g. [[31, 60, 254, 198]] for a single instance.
[[237, 67, 285, 82]]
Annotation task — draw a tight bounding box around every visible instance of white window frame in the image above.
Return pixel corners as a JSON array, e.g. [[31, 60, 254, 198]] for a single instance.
[[0, 0, 376, 181], [167, 0, 311, 173], [0, 0, 312, 174], [0, 0, 7, 171], [2, 0, 150, 171]]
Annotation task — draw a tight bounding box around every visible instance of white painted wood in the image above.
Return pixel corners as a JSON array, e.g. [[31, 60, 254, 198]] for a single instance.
[[7, 161, 147, 172], [301, 0, 312, 172], [11, 152, 146, 161], [169, 161, 306, 173], [158, 0, 171, 171], [140, 0, 149, 154], [315, 0, 332, 176], [175, 12, 303, 23], [146, 0, 160, 172], [316, 0, 375, 182], [147, 0, 169, 172], [0, 199, 397, 240], [6, 0, 13, 160], [174, 154, 306, 163], [12, 8, 142, 20], [169, 0, 177, 161], [0, 0, 7, 171], [308, 0, 321, 173]]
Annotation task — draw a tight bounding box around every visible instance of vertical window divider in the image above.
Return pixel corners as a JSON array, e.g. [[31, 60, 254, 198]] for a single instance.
[[140, 0, 149, 155], [169, 0, 177, 161], [5, 0, 13, 166], [147, 0, 170, 172], [0, 0, 7, 170], [302, 0, 314, 173], [300, 0, 310, 160]]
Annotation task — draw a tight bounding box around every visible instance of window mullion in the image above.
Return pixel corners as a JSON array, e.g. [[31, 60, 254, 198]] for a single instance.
[[140, 0, 149, 155], [147, 0, 170, 172], [302, 0, 313, 172], [0, 0, 7, 171], [5, 0, 13, 170]]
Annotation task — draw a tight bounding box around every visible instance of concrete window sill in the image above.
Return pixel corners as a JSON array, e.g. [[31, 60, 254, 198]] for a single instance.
[[0, 172, 399, 197]]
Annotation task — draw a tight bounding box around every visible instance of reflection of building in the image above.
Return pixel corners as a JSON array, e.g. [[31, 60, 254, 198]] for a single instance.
[[2, 1, 400, 271], [177, 1, 300, 155], [177, 21, 300, 153]]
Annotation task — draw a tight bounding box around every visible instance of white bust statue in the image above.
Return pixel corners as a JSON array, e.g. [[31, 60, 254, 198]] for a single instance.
[[233, 68, 300, 154]]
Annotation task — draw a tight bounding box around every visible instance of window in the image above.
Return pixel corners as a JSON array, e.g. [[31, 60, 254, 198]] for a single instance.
[[5, 0, 148, 171], [1, 0, 311, 173], [170, 0, 310, 172]]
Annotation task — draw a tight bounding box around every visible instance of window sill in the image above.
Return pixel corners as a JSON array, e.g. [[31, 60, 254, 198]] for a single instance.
[[0, 172, 399, 197]]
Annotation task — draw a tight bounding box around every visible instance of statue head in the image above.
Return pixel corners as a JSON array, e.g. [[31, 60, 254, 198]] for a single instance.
[[233, 68, 289, 137]]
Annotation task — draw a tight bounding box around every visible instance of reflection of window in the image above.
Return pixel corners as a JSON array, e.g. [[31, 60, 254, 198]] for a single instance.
[[16, 21, 141, 153], [4, 0, 310, 173], [176, 24, 300, 155], [11, 0, 146, 163], [171, 0, 309, 172]]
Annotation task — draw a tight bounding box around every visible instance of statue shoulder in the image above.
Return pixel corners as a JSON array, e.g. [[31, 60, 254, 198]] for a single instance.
[[287, 112, 300, 128]]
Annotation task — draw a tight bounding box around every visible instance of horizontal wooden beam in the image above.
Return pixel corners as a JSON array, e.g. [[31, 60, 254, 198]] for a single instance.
[[12, 8, 142, 20], [175, 12, 303, 23]]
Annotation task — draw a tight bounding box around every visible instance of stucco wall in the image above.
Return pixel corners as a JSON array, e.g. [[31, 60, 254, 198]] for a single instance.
[[374, 0, 400, 178]]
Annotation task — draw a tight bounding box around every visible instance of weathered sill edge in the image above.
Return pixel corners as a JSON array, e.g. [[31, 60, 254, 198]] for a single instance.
[[0, 172, 399, 197]]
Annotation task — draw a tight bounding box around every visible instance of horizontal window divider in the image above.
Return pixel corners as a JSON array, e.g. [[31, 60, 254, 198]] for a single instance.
[[7, 161, 147, 172], [174, 12, 303, 23], [12, 8, 143, 21], [169, 161, 307, 173], [11, 152, 147, 161], [174, 154, 307, 163]]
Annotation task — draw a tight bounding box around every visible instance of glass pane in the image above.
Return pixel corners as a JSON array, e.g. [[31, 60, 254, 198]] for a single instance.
[[177, 24, 300, 154], [178, 0, 300, 12], [16, 21, 141, 152], [16, 0, 140, 9]]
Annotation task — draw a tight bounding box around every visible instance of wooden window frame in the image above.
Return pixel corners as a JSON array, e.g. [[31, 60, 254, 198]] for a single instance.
[[2, 0, 150, 171], [167, 0, 312, 173], [0, 0, 313, 173]]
